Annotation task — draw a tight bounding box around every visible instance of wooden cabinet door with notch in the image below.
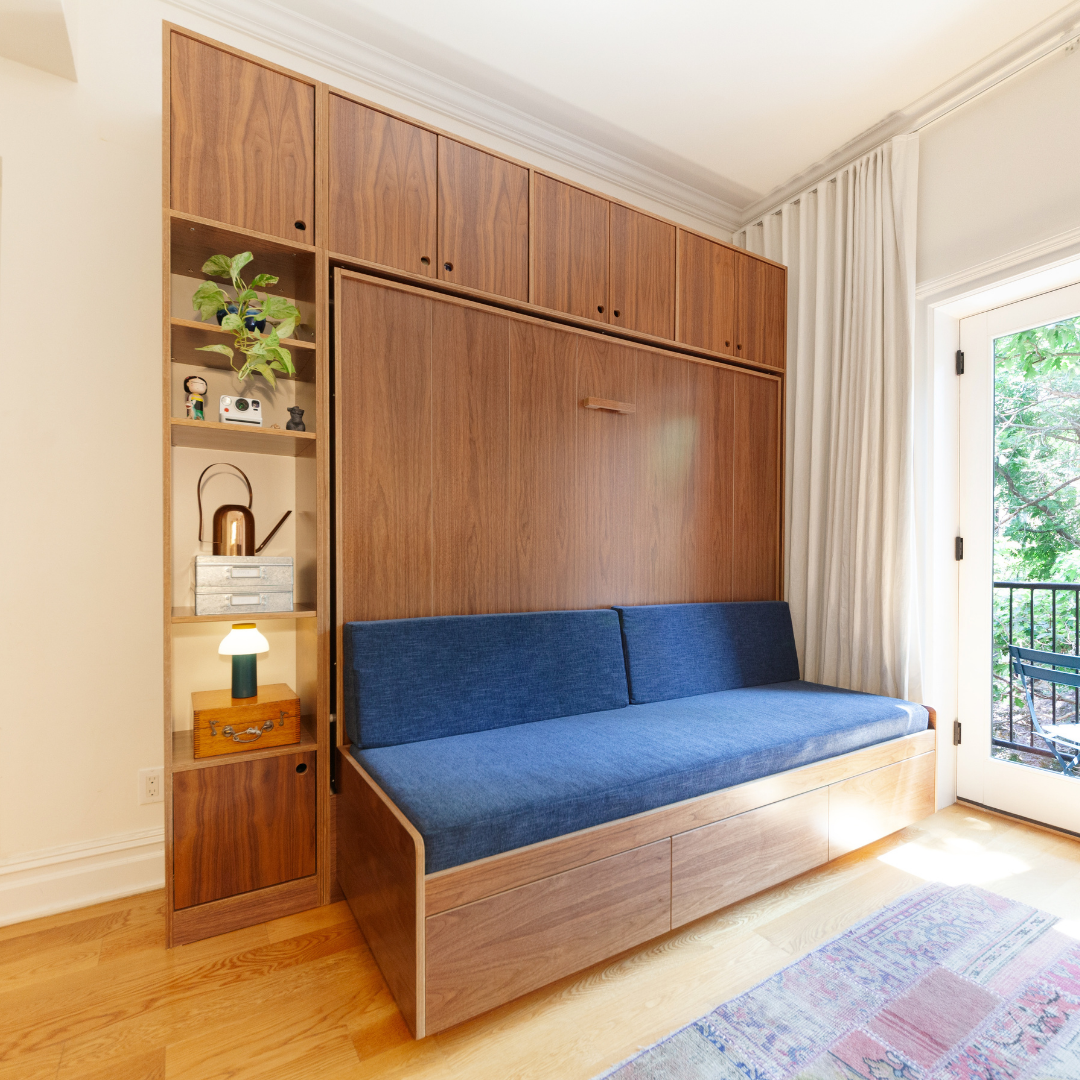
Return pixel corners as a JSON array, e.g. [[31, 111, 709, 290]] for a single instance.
[[609, 205, 675, 339], [328, 96, 437, 277], [676, 231, 736, 355], [173, 751, 317, 908], [532, 175, 609, 322], [170, 34, 315, 244], [734, 251, 787, 369], [438, 138, 529, 301]]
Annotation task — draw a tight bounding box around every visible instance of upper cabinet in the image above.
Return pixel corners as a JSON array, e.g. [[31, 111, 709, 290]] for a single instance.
[[734, 254, 786, 369], [170, 34, 315, 244], [532, 175, 609, 322], [328, 95, 437, 277], [438, 138, 529, 301], [609, 205, 675, 339], [677, 231, 736, 356]]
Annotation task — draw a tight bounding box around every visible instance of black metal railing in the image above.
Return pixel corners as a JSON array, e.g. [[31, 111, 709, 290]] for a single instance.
[[993, 581, 1080, 765]]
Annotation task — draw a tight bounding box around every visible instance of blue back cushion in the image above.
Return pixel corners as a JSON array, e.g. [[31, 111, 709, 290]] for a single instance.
[[343, 609, 630, 748], [613, 601, 800, 703]]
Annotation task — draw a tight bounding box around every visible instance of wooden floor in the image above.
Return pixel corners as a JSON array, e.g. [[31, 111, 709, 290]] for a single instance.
[[5, 802, 1080, 1080]]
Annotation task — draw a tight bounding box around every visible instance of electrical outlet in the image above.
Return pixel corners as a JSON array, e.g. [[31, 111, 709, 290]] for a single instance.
[[139, 767, 164, 805]]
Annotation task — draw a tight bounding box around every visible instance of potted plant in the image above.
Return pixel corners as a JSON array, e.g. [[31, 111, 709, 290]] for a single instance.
[[191, 252, 302, 387]]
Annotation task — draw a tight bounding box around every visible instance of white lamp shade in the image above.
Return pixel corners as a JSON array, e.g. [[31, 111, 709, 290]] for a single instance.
[[218, 623, 270, 656]]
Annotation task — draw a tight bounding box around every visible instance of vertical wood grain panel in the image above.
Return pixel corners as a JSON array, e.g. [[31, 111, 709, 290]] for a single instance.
[[676, 231, 735, 354], [685, 362, 734, 602], [438, 138, 529, 301], [609, 205, 675, 339], [170, 34, 314, 242], [732, 372, 781, 600], [173, 752, 317, 909], [576, 338, 636, 607], [735, 253, 787, 368], [508, 321, 579, 611], [328, 96, 436, 276], [432, 304, 511, 615], [632, 352, 691, 604], [337, 278, 432, 621], [533, 175, 609, 321]]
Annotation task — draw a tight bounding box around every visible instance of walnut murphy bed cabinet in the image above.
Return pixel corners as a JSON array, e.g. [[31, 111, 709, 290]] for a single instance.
[[161, 25, 935, 1034]]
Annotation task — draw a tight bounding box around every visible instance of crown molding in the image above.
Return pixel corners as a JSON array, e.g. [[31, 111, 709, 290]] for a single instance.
[[736, 1, 1080, 230], [164, 0, 744, 233]]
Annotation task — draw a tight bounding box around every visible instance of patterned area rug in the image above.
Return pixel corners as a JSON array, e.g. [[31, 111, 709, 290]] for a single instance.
[[599, 883, 1080, 1079]]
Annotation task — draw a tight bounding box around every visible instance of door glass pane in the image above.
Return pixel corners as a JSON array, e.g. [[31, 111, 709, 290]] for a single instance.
[[993, 315, 1080, 772]]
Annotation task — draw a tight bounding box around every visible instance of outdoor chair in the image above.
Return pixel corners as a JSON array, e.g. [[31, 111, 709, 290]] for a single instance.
[[1009, 644, 1080, 776]]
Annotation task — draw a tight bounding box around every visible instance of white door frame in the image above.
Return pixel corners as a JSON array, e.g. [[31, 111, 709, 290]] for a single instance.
[[957, 283, 1080, 830]]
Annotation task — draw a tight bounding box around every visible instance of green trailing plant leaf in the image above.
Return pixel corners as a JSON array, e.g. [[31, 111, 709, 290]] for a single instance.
[[196, 343, 235, 360], [202, 254, 233, 278], [229, 251, 254, 283], [191, 282, 228, 321], [259, 295, 298, 320], [220, 313, 242, 333], [235, 289, 258, 306], [250, 273, 279, 289], [274, 318, 297, 341]]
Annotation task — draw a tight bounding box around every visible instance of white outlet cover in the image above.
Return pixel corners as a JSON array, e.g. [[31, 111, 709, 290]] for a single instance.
[[139, 767, 164, 805]]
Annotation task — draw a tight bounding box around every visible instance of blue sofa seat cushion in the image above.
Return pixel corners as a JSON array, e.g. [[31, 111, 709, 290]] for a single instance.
[[343, 609, 629, 748], [614, 601, 801, 703], [354, 681, 929, 873]]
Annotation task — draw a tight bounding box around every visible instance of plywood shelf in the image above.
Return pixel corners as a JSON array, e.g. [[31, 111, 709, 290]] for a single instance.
[[170, 417, 316, 457], [170, 318, 316, 382], [171, 603, 317, 624], [172, 715, 317, 772]]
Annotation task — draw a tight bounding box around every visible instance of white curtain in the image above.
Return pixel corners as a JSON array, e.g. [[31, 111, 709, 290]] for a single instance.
[[736, 134, 922, 701]]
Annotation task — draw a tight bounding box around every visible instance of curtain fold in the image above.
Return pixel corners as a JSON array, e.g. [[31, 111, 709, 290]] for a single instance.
[[736, 134, 921, 701]]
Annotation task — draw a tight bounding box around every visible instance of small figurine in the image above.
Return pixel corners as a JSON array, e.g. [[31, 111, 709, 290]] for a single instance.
[[286, 406, 306, 432], [184, 375, 208, 421]]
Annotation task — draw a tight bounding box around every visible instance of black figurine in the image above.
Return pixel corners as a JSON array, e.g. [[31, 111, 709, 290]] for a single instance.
[[285, 406, 306, 431]]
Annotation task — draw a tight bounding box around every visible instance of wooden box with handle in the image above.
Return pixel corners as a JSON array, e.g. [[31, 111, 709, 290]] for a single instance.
[[191, 683, 301, 758]]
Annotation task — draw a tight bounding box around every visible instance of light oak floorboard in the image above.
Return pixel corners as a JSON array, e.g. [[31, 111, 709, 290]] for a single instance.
[[1, 805, 1079, 1080]]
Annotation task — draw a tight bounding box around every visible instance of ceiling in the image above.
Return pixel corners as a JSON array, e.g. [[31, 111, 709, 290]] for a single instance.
[[230, 0, 1076, 224]]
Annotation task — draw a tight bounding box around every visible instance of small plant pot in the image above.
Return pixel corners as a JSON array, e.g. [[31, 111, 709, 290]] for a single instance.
[[217, 305, 266, 333]]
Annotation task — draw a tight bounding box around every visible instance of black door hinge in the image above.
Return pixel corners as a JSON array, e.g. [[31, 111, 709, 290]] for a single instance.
[[953, 720, 962, 746], [955, 536, 964, 560], [956, 349, 965, 375]]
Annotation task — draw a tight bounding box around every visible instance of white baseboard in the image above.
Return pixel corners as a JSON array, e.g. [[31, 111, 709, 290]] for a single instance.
[[0, 828, 165, 928]]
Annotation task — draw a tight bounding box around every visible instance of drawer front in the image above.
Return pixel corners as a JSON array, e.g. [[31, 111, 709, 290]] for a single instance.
[[829, 751, 936, 859], [194, 589, 293, 615], [425, 838, 671, 1034], [173, 751, 317, 908], [671, 788, 829, 929], [195, 562, 294, 589]]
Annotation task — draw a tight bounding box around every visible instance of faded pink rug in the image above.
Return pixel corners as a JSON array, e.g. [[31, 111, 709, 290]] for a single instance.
[[600, 883, 1080, 1079]]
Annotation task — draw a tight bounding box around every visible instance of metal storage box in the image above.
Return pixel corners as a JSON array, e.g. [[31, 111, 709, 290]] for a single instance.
[[194, 555, 294, 616]]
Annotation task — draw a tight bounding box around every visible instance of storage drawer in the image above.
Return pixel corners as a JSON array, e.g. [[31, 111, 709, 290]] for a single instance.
[[671, 787, 829, 928], [425, 838, 671, 1034], [194, 588, 293, 616], [195, 555, 294, 589]]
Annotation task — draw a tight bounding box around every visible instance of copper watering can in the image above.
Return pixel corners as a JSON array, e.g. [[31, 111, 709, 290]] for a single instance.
[[197, 463, 291, 556]]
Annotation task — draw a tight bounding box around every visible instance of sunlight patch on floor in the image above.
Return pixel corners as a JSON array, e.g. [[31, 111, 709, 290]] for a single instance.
[[877, 836, 1029, 886]]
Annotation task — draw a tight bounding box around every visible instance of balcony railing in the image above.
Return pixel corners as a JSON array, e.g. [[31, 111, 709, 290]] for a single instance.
[[993, 581, 1079, 769]]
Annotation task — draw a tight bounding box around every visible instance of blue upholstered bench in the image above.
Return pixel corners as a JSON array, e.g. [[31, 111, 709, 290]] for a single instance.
[[343, 602, 929, 874]]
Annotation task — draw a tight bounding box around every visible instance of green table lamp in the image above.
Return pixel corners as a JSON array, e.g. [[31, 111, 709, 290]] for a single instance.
[[218, 622, 269, 699]]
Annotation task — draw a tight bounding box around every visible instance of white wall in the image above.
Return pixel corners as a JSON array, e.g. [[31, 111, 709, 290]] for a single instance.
[[0, 0, 733, 926]]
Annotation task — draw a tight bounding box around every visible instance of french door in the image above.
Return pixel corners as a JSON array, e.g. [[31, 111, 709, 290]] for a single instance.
[[957, 282, 1080, 830]]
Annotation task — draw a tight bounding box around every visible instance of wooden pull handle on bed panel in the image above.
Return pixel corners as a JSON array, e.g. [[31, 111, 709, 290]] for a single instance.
[[582, 397, 636, 414]]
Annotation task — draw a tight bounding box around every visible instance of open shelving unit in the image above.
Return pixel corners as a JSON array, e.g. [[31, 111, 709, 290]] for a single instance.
[[162, 23, 332, 947]]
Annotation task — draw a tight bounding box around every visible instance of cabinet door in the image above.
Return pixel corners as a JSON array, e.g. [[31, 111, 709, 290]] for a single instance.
[[173, 751, 317, 909], [438, 138, 529, 301], [676, 231, 735, 354], [328, 96, 437, 277], [170, 34, 314, 243], [609, 206, 675, 339], [734, 252, 786, 368], [732, 372, 781, 601], [533, 175, 609, 322]]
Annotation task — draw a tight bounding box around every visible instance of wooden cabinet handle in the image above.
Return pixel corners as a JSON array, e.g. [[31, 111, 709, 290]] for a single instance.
[[582, 397, 635, 414]]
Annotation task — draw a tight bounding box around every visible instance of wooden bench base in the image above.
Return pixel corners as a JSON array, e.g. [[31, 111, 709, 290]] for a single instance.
[[338, 722, 937, 1037]]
